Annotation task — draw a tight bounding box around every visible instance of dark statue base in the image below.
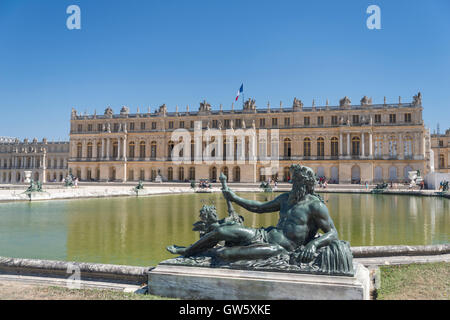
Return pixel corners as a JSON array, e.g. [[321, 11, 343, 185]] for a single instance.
[[161, 240, 354, 277], [148, 263, 370, 300]]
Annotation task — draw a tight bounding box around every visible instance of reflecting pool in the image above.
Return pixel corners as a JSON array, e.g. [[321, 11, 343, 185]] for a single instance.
[[0, 192, 448, 266]]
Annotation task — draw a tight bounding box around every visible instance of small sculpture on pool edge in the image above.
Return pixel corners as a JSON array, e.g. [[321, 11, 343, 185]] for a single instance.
[[166, 164, 354, 276]]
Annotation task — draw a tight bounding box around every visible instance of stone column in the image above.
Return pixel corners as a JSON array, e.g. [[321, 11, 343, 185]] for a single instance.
[[123, 137, 127, 161], [101, 139, 105, 159], [106, 138, 110, 160], [117, 138, 121, 160], [93, 140, 97, 160], [361, 132, 365, 157], [339, 133, 343, 157], [398, 134, 403, 159], [347, 133, 350, 156], [369, 132, 373, 157]]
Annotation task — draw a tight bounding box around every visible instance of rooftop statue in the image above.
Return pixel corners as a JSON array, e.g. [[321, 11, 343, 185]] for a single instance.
[[412, 92, 422, 106], [339, 96, 351, 108], [166, 164, 354, 276], [292, 97, 303, 109], [199, 100, 212, 112], [243, 98, 256, 110], [360, 96, 372, 106]]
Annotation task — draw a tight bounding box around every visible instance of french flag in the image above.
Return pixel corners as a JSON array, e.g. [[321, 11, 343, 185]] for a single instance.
[[235, 84, 243, 101]]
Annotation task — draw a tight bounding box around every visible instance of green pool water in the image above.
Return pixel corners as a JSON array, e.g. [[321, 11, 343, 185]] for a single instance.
[[0, 192, 448, 267]]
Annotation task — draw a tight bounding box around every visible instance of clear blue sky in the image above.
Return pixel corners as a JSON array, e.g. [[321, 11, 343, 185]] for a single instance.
[[0, 0, 449, 140]]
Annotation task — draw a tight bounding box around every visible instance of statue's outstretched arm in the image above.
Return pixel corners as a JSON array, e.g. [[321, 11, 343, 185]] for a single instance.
[[224, 191, 283, 214]]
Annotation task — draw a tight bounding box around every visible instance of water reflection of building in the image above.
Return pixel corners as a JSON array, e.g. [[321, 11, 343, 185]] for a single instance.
[[68, 93, 431, 183], [0, 138, 69, 183]]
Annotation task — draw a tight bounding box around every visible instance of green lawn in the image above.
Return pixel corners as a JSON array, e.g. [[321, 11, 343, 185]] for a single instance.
[[377, 262, 449, 300]]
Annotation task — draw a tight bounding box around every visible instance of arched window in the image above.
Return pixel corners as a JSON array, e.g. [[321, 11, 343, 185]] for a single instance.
[[317, 137, 325, 157], [331, 137, 339, 157], [303, 138, 311, 157], [352, 137, 360, 156], [284, 138, 291, 158], [168, 167, 173, 181]]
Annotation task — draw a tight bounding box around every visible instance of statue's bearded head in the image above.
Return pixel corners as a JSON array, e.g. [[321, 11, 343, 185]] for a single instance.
[[288, 164, 316, 204]]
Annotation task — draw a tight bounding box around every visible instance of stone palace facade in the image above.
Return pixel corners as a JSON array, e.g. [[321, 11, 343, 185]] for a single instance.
[[68, 93, 432, 184], [0, 138, 69, 183], [431, 129, 450, 173]]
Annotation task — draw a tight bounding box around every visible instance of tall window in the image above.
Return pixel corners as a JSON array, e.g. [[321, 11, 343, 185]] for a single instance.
[[303, 138, 311, 157], [351, 137, 360, 156], [352, 115, 359, 124], [439, 154, 445, 169], [112, 141, 118, 158], [374, 136, 383, 157], [404, 136, 413, 157], [317, 116, 324, 126], [141, 122, 146, 130], [168, 121, 174, 129], [317, 137, 324, 157], [189, 167, 195, 180], [151, 141, 157, 159], [304, 117, 310, 126], [389, 114, 396, 123], [129, 142, 135, 158], [179, 121, 184, 128], [389, 136, 397, 157], [259, 118, 265, 127], [168, 141, 174, 159], [331, 137, 339, 157], [272, 118, 278, 127], [179, 167, 184, 181], [284, 117, 290, 127], [404, 113, 412, 123], [284, 138, 291, 158], [375, 114, 381, 123], [168, 167, 173, 181], [331, 116, 338, 125], [87, 142, 93, 158], [139, 141, 146, 158], [152, 122, 157, 129], [77, 143, 82, 158]]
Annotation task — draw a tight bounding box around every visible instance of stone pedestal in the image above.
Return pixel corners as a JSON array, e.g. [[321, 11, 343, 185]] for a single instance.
[[148, 263, 370, 300]]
